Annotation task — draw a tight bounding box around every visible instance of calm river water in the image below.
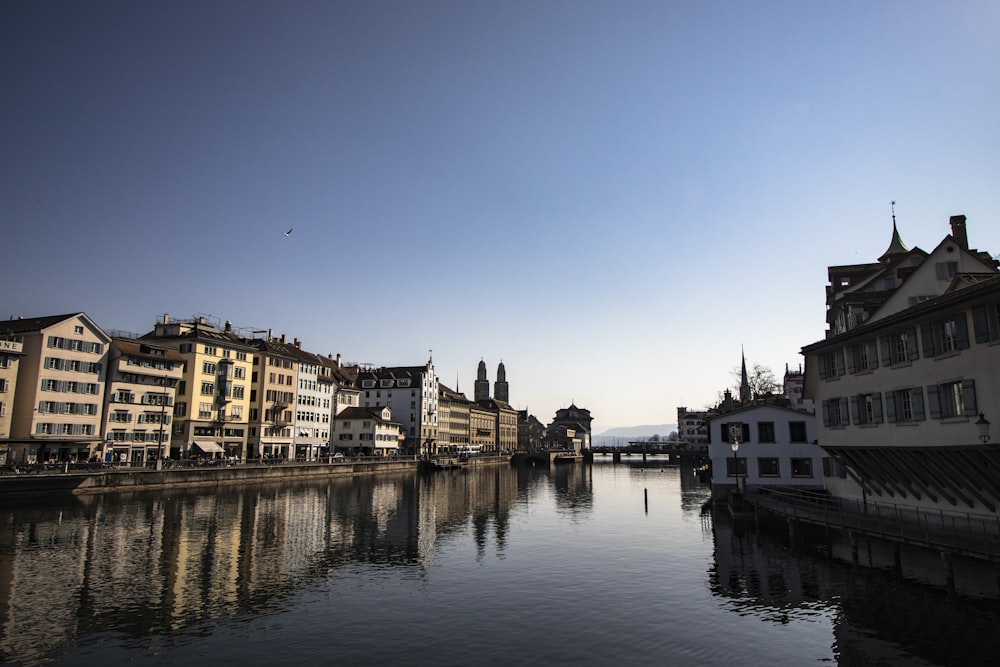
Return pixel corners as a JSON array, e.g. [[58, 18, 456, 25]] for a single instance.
[[0, 458, 997, 666]]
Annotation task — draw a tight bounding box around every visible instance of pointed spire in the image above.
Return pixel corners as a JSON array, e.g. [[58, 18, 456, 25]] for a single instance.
[[879, 201, 910, 262], [740, 347, 750, 404]]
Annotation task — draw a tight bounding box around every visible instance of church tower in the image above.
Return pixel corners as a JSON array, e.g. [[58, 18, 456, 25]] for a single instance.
[[474, 359, 490, 402], [494, 361, 509, 403]]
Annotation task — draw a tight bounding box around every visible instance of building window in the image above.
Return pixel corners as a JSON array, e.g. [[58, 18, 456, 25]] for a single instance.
[[881, 328, 918, 366], [74, 325, 84, 334], [935, 261, 958, 281], [822, 398, 849, 427], [788, 421, 807, 442], [720, 422, 750, 443], [757, 458, 780, 477], [885, 387, 925, 423], [850, 393, 883, 425], [817, 350, 846, 379], [921, 314, 969, 357], [757, 422, 775, 443], [203, 361, 216, 375], [201, 382, 214, 395], [790, 458, 814, 478], [822, 457, 848, 478], [847, 340, 879, 373], [927, 379, 976, 419], [972, 303, 1000, 343]]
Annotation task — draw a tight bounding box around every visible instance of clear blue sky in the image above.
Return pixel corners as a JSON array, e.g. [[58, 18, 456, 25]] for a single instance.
[[3, 1, 999, 433]]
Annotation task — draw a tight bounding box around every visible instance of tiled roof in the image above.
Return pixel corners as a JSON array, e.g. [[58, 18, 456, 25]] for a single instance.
[[0, 313, 85, 334]]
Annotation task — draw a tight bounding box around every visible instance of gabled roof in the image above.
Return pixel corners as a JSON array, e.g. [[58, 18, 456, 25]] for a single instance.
[[1, 312, 112, 346], [0, 312, 104, 336], [804, 273, 1000, 352], [337, 405, 400, 425]]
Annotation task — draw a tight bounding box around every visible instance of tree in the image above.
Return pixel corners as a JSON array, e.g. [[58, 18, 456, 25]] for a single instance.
[[732, 362, 778, 401]]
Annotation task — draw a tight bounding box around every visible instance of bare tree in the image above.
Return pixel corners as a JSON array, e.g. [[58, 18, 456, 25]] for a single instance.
[[732, 362, 778, 400]]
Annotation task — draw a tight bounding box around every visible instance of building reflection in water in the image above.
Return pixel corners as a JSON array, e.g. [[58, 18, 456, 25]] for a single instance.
[[710, 509, 1000, 666], [0, 464, 548, 663]]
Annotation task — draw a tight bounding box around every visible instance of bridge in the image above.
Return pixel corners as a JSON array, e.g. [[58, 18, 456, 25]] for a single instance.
[[589, 441, 708, 461]]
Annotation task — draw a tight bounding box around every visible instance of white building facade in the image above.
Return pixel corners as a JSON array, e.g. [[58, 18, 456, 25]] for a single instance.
[[706, 403, 822, 498]]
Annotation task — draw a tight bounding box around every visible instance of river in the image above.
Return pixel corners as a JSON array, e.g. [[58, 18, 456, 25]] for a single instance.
[[0, 458, 997, 666]]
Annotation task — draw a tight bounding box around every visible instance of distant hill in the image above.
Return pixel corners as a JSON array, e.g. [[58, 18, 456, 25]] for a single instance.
[[594, 424, 677, 445]]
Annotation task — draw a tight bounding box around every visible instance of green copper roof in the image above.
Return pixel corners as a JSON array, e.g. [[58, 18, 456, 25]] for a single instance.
[[878, 220, 910, 262]]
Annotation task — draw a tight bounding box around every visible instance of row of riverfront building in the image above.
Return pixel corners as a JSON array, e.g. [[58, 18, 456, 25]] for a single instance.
[[0, 314, 592, 464]]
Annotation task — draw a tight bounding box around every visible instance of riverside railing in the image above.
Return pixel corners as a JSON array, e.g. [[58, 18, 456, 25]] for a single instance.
[[746, 486, 1000, 561], [0, 455, 422, 476]]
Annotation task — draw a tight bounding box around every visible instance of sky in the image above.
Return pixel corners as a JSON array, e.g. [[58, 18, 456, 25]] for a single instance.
[[3, 1, 1000, 434]]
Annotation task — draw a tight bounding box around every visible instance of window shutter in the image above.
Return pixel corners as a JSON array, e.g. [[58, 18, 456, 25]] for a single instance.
[[839, 397, 849, 425], [911, 388, 925, 420], [884, 391, 896, 422], [962, 379, 977, 415], [972, 306, 991, 343], [936, 262, 947, 280], [818, 354, 829, 380], [872, 393, 883, 423], [846, 347, 857, 374], [921, 324, 936, 357], [835, 351, 846, 376], [955, 313, 970, 350], [906, 329, 919, 360], [880, 337, 891, 365], [849, 396, 860, 424], [741, 423, 750, 443], [926, 384, 941, 418]]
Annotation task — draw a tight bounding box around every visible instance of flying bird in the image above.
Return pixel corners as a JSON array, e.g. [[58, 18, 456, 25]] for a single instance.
[[283, 228, 293, 237]]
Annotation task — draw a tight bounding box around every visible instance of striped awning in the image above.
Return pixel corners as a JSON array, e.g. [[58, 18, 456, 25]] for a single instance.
[[193, 441, 224, 454]]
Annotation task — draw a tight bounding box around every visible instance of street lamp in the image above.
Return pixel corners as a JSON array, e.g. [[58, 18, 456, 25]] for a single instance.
[[729, 424, 741, 493], [976, 413, 991, 445]]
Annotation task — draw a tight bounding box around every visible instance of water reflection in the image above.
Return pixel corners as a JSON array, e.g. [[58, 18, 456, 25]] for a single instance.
[[710, 509, 1000, 666], [0, 465, 536, 664]]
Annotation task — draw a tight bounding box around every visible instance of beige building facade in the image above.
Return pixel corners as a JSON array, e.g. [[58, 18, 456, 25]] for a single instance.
[[102, 338, 184, 464], [0, 338, 24, 446], [5, 313, 111, 462], [143, 315, 255, 459]]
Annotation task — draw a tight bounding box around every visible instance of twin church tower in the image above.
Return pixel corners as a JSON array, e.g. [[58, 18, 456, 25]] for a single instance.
[[474, 360, 508, 403]]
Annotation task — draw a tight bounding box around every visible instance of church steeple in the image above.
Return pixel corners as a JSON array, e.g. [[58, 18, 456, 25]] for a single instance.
[[878, 201, 910, 263], [494, 361, 509, 403], [474, 359, 490, 402], [739, 348, 750, 404]]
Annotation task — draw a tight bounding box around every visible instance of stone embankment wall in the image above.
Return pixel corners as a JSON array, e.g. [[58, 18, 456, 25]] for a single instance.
[[0, 456, 512, 498]]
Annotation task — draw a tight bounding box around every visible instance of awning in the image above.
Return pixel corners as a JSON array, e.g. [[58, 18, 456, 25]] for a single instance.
[[193, 441, 224, 454]]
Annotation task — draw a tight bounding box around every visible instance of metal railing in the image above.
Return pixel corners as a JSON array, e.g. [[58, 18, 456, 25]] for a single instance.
[[746, 486, 1000, 561], [0, 454, 426, 476]]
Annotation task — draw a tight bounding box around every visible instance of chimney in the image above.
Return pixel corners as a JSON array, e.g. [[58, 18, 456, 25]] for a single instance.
[[224, 320, 232, 332], [336, 353, 341, 367], [162, 313, 169, 324], [950, 214, 969, 250], [280, 334, 286, 344], [293, 337, 300, 348]]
